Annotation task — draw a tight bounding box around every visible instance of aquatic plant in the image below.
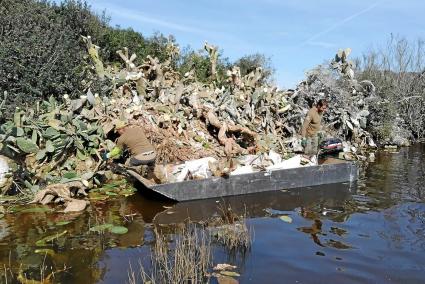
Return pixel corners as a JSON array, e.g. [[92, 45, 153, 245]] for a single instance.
[[210, 203, 252, 252], [128, 224, 211, 284]]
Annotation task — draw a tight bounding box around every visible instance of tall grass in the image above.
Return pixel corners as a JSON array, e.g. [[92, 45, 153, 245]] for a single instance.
[[128, 224, 211, 284], [212, 203, 252, 252], [128, 204, 252, 284]]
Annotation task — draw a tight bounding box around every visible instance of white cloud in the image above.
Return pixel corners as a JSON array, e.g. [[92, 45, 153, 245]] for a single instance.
[[99, 4, 209, 35], [302, 0, 385, 45]]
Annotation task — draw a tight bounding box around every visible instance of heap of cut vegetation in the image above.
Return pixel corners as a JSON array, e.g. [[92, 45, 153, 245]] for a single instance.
[[1, 0, 424, 204]]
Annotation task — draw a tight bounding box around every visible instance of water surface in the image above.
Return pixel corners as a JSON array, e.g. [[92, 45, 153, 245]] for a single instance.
[[1, 144, 424, 283]]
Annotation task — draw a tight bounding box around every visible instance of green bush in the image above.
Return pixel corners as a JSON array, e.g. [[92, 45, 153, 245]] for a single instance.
[[234, 53, 275, 84], [177, 47, 231, 83], [0, 0, 274, 119], [101, 29, 173, 66], [0, 0, 108, 118]]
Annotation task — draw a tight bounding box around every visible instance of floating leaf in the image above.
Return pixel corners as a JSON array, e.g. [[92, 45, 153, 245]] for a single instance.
[[89, 223, 113, 232], [34, 249, 55, 256], [21, 206, 52, 213], [106, 192, 118, 196], [55, 221, 71, 226], [88, 192, 109, 201], [36, 230, 67, 246], [120, 188, 136, 197], [16, 137, 39, 153], [220, 271, 240, 277], [279, 215, 293, 223], [110, 226, 128, 234]]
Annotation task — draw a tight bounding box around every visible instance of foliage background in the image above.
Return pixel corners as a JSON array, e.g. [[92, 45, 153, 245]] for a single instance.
[[0, 0, 274, 120]]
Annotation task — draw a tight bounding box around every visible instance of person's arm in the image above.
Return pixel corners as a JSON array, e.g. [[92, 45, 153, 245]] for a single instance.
[[102, 134, 126, 160], [116, 133, 126, 148], [301, 111, 312, 138]]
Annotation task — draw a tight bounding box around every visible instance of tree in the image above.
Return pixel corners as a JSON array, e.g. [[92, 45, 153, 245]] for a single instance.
[[177, 47, 231, 83], [356, 35, 425, 139], [0, 0, 108, 117], [234, 53, 275, 84]]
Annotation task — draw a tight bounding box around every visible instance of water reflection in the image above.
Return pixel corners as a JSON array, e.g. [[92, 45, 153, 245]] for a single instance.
[[152, 182, 353, 225], [0, 196, 169, 283], [0, 181, 354, 282]]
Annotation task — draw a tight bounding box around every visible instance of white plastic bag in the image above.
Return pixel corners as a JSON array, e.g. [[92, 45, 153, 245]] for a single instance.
[[266, 155, 302, 171], [230, 165, 255, 176], [0, 156, 10, 187], [172, 157, 217, 182], [268, 150, 282, 165]]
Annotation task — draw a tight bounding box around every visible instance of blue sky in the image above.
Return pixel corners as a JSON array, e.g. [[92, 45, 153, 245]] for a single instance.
[[84, 0, 425, 88]]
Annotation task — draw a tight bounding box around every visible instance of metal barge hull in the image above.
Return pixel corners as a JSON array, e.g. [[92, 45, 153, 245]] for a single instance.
[[128, 160, 358, 202]]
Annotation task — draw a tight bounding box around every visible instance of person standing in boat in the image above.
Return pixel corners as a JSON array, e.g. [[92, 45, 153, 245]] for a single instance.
[[300, 99, 328, 155], [102, 120, 157, 166]]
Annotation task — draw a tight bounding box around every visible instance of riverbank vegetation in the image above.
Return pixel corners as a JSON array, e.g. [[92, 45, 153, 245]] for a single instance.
[[0, 1, 423, 282], [356, 35, 425, 142], [1, 0, 424, 205], [0, 0, 273, 120], [1, 1, 423, 146], [0, 0, 424, 224]]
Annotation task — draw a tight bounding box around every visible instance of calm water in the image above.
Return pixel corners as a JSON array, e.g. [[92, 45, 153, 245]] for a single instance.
[[1, 144, 425, 283]]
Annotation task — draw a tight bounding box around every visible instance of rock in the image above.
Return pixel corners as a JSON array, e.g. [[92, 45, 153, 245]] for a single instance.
[[64, 199, 88, 213], [30, 181, 89, 213]]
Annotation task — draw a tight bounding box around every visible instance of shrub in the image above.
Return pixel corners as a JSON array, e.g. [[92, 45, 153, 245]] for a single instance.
[[234, 53, 275, 84], [0, 0, 108, 118]]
